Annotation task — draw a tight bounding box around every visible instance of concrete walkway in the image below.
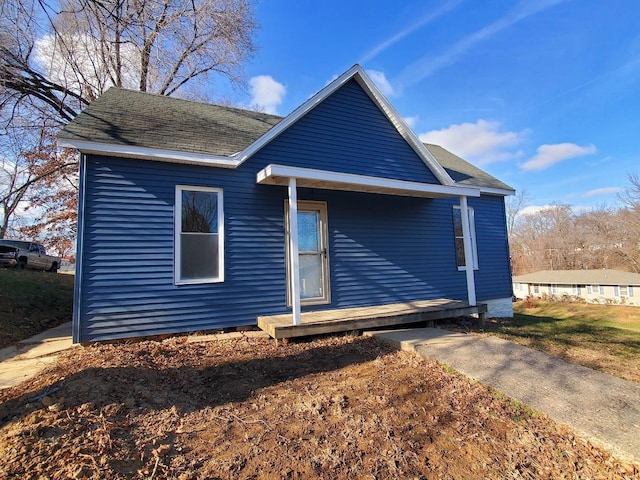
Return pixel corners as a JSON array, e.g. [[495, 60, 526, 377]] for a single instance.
[[370, 327, 640, 463], [0, 322, 74, 389]]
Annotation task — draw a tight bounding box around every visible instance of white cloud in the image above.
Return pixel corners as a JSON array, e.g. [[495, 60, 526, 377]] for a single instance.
[[34, 33, 140, 94], [583, 187, 623, 198], [521, 143, 596, 171], [418, 119, 527, 165], [249, 75, 286, 115], [404, 115, 419, 128], [520, 205, 554, 216], [366, 70, 395, 97]]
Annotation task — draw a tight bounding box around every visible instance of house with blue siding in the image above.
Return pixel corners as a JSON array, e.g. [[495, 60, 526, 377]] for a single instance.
[[58, 65, 515, 343]]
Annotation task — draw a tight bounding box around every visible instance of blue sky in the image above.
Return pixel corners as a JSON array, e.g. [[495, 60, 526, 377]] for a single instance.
[[226, 0, 640, 213]]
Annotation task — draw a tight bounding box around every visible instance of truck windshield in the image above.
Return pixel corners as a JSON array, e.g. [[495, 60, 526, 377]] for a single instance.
[[0, 240, 32, 249]]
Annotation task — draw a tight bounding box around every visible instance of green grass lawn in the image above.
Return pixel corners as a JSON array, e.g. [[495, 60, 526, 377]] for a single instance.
[[486, 300, 640, 383], [0, 268, 74, 349]]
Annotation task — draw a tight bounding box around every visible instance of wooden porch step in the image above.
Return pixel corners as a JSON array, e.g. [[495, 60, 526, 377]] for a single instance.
[[257, 299, 487, 340]]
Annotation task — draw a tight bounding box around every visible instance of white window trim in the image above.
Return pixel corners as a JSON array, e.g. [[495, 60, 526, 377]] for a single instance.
[[174, 185, 224, 285], [454, 205, 478, 271]]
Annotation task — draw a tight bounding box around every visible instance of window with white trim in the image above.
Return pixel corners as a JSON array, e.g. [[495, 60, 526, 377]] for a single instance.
[[175, 186, 224, 284], [452, 206, 478, 270]]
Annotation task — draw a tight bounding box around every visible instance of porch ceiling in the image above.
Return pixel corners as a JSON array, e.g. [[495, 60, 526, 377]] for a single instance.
[[256, 164, 480, 198]]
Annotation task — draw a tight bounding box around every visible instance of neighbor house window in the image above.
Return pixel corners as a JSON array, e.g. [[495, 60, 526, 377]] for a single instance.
[[175, 186, 224, 284], [588, 284, 601, 294], [533, 284, 540, 294], [618, 285, 629, 297], [550, 284, 558, 294], [453, 206, 478, 270]]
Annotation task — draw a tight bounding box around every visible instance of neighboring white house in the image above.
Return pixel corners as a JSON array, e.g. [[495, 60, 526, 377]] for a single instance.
[[513, 269, 640, 305]]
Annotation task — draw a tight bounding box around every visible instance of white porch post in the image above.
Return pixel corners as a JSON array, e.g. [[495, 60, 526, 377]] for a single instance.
[[459, 196, 477, 306], [288, 178, 301, 325]]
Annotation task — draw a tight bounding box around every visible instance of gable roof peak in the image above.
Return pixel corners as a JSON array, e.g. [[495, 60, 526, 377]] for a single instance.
[[238, 64, 455, 186]]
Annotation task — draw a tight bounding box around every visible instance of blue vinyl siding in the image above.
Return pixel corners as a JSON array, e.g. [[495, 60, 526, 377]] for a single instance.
[[469, 195, 513, 301], [74, 78, 512, 342], [77, 156, 289, 341], [77, 156, 511, 341]]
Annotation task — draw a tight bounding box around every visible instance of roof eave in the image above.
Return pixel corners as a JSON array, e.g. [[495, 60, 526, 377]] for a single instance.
[[57, 138, 239, 168], [474, 186, 516, 196]]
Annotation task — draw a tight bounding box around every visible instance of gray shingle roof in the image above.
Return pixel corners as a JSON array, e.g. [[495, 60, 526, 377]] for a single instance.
[[424, 143, 514, 192], [513, 269, 640, 286], [59, 87, 514, 192], [58, 88, 281, 157]]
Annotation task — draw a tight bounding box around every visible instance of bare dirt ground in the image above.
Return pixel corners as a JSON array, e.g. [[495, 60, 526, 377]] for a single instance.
[[1, 334, 638, 479]]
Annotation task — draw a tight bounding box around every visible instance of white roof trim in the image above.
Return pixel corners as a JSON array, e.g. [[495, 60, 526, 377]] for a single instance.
[[57, 139, 239, 168], [475, 186, 516, 196], [256, 164, 480, 199], [236, 65, 455, 186]]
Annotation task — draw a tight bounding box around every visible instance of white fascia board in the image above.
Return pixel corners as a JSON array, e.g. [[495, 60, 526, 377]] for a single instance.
[[476, 186, 516, 196], [257, 164, 480, 198], [57, 139, 239, 168]]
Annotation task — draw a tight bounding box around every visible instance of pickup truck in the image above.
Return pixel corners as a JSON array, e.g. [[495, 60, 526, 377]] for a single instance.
[[0, 240, 61, 273]]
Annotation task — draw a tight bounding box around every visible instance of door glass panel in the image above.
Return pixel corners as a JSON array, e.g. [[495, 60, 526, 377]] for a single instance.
[[298, 211, 319, 252], [299, 254, 322, 299]]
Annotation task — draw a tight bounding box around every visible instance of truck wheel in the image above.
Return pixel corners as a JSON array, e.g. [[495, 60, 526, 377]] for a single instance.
[[18, 259, 27, 270], [49, 263, 58, 273]]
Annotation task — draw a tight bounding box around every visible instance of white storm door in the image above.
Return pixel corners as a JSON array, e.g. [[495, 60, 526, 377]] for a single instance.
[[287, 201, 330, 306]]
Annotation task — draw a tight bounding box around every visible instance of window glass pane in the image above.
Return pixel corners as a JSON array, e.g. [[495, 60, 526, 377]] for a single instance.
[[452, 206, 477, 269], [629, 286, 634, 297], [181, 233, 219, 280], [452, 209, 463, 237], [299, 254, 322, 299], [298, 211, 320, 252], [182, 190, 218, 233], [455, 238, 465, 267]]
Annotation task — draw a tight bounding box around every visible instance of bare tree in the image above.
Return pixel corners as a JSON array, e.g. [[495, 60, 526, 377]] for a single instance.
[[506, 189, 528, 234], [619, 172, 640, 211], [509, 204, 578, 274], [0, 0, 256, 241]]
